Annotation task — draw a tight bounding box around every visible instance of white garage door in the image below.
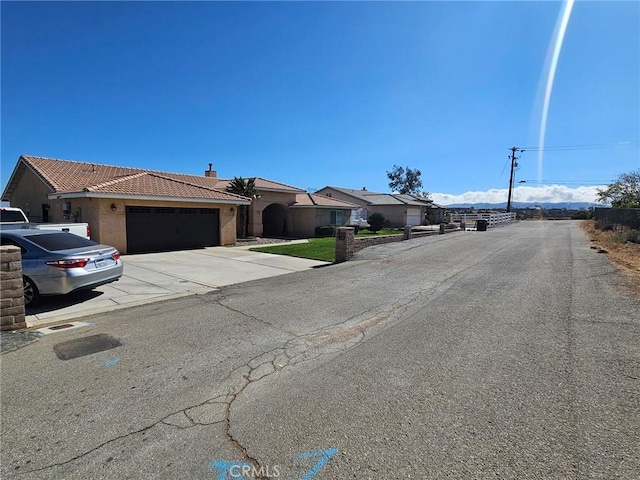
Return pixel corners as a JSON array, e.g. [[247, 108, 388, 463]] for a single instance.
[[406, 208, 422, 226]]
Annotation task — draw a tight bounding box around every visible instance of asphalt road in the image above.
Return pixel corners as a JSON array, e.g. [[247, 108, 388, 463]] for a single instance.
[[1, 221, 638, 479]]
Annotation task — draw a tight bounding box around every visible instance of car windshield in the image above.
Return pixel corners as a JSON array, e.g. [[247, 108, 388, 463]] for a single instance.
[[0, 210, 26, 222], [24, 233, 98, 251]]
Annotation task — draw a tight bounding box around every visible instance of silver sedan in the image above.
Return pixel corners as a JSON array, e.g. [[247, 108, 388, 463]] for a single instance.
[[0, 230, 124, 307]]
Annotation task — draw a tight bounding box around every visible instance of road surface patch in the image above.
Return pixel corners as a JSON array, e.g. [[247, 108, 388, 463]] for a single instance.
[[53, 334, 122, 360]]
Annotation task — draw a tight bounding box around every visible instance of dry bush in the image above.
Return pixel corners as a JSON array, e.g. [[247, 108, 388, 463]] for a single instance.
[[580, 220, 640, 295]]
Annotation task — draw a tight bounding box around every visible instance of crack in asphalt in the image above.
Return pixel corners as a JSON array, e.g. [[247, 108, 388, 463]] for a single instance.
[[214, 297, 300, 338], [15, 238, 520, 477], [14, 308, 394, 476], [15, 422, 160, 475]]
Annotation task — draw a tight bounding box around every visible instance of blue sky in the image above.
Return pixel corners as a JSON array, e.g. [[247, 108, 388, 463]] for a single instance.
[[2, 1, 638, 205]]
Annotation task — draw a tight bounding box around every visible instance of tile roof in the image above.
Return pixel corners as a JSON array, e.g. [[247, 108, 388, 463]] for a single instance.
[[85, 172, 252, 201], [393, 194, 438, 207], [213, 177, 305, 193], [291, 193, 359, 208], [13, 155, 249, 203], [253, 177, 305, 192], [316, 186, 396, 205], [318, 186, 443, 207]]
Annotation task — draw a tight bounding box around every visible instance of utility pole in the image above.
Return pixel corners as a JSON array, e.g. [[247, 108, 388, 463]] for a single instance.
[[507, 146, 524, 212]]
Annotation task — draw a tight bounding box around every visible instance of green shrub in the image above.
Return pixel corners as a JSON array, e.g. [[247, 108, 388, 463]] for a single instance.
[[625, 230, 639, 244], [571, 210, 591, 220], [314, 225, 335, 237], [367, 212, 385, 233], [612, 230, 639, 243]]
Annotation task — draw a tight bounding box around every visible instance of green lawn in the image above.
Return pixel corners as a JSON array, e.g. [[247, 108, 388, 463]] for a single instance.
[[355, 229, 400, 237], [248, 230, 402, 262], [249, 237, 336, 262]]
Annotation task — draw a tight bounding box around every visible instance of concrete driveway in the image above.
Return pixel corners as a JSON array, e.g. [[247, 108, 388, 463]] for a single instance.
[[26, 241, 328, 328]]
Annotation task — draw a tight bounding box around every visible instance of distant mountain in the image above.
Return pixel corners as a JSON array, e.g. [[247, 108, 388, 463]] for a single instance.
[[444, 202, 598, 210]]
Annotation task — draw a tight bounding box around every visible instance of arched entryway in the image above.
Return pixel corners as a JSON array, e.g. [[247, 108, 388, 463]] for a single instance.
[[262, 203, 288, 237]]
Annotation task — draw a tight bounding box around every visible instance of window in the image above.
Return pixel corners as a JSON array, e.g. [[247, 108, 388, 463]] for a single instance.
[[24, 233, 97, 251], [0, 210, 27, 222], [330, 210, 343, 225], [0, 236, 28, 254]]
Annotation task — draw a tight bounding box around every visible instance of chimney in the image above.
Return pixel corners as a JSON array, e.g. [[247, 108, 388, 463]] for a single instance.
[[205, 163, 217, 178], [362, 187, 367, 191]]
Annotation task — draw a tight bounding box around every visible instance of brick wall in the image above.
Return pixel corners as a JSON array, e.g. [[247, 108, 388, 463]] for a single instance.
[[353, 233, 404, 252], [1, 246, 26, 331], [336, 228, 446, 262], [335, 227, 355, 263], [352, 230, 440, 253]]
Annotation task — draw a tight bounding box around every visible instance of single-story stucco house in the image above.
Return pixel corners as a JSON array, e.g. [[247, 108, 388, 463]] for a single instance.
[[2, 155, 357, 254], [211, 173, 359, 239], [315, 186, 446, 227]]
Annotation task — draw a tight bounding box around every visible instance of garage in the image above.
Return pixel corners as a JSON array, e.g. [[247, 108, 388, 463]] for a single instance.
[[406, 207, 422, 226], [125, 206, 220, 253]]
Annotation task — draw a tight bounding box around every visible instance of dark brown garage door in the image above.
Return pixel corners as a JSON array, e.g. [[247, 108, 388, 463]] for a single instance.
[[125, 206, 220, 253]]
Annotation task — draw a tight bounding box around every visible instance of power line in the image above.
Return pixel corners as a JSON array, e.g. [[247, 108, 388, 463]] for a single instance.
[[518, 180, 608, 186], [522, 141, 639, 152], [499, 157, 511, 178], [522, 143, 605, 151]]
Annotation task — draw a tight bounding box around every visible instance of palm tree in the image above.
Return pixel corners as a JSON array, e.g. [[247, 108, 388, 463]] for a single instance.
[[226, 177, 256, 239]]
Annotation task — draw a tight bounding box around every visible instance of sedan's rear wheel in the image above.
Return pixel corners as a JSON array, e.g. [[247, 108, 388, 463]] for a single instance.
[[23, 277, 40, 307]]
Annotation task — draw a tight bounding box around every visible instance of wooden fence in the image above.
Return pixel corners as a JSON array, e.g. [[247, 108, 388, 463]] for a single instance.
[[450, 212, 517, 228]]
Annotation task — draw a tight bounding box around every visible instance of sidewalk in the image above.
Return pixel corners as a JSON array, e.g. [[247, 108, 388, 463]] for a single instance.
[[26, 241, 328, 328]]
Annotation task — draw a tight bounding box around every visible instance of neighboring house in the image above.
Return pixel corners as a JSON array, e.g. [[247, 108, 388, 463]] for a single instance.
[[316, 186, 446, 227], [2, 155, 357, 254], [214, 178, 358, 238]]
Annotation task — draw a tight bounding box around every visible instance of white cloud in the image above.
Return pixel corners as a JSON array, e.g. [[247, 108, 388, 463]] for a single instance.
[[430, 185, 605, 205]]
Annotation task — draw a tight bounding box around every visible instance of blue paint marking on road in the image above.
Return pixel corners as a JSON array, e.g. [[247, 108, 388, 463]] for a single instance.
[[209, 459, 251, 479], [104, 358, 120, 366], [295, 448, 338, 480], [209, 447, 337, 479]]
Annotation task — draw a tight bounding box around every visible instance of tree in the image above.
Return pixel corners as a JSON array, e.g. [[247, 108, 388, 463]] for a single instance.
[[387, 165, 424, 195], [226, 177, 256, 238], [367, 212, 385, 233], [597, 170, 640, 208]]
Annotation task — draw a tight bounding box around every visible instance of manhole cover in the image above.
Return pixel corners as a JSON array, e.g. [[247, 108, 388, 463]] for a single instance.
[[53, 334, 122, 361]]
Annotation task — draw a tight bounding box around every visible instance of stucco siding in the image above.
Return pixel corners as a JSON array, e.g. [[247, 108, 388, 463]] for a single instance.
[[316, 188, 367, 209], [4, 166, 53, 223], [367, 205, 406, 228], [289, 208, 352, 237], [290, 210, 316, 237], [249, 191, 297, 237]]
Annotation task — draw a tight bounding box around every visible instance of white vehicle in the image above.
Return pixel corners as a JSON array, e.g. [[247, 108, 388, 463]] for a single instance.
[[348, 208, 370, 230], [0, 206, 91, 239]]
